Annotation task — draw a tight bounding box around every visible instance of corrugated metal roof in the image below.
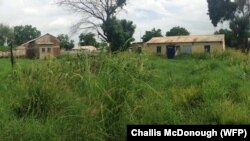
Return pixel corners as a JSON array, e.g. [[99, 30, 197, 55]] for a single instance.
[[147, 34, 225, 44], [21, 33, 58, 45]]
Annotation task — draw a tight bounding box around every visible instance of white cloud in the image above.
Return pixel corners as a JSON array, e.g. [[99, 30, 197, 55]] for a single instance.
[[0, 0, 226, 43]]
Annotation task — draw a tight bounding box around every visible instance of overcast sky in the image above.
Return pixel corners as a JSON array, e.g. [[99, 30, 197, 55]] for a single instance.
[[0, 0, 227, 43]]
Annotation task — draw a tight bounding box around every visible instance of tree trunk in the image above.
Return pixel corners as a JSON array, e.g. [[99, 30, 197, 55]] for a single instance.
[[10, 42, 15, 68]]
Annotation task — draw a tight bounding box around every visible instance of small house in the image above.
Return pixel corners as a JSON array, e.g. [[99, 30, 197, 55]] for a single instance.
[[146, 34, 225, 58], [17, 33, 60, 59]]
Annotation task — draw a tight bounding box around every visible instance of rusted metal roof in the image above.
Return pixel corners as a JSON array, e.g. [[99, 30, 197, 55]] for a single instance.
[[147, 34, 225, 44]]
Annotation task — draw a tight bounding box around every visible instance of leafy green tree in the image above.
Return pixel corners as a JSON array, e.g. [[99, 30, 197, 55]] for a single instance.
[[14, 25, 41, 45], [214, 29, 237, 47], [166, 26, 190, 36], [0, 23, 14, 46], [207, 0, 237, 27], [102, 18, 136, 52], [57, 34, 74, 50], [79, 33, 97, 46], [57, 0, 127, 52], [141, 28, 162, 42], [207, 0, 250, 51]]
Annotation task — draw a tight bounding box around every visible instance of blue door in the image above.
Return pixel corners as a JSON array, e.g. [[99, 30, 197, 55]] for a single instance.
[[167, 46, 175, 59]]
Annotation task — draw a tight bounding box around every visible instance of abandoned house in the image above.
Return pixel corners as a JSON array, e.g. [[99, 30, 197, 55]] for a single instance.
[[146, 34, 225, 58], [17, 33, 60, 59]]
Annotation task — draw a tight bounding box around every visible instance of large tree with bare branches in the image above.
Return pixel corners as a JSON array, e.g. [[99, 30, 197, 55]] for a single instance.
[[57, 0, 134, 51]]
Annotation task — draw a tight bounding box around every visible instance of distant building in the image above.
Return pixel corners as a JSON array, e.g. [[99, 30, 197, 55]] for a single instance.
[[17, 33, 60, 59], [130, 42, 144, 52], [72, 45, 97, 53], [146, 34, 225, 58]]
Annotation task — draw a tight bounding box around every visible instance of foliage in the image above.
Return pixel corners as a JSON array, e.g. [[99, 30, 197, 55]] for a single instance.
[[230, 16, 250, 44], [14, 25, 41, 45], [79, 32, 97, 46], [96, 41, 108, 49], [207, 0, 237, 27], [141, 28, 162, 42], [166, 26, 190, 36], [0, 51, 250, 140], [0, 23, 14, 46], [57, 34, 74, 50], [207, 0, 250, 51], [102, 18, 136, 52], [57, 0, 128, 52], [214, 29, 237, 47]]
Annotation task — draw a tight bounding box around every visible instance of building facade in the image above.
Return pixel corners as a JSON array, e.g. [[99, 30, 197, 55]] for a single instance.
[[146, 35, 225, 57], [17, 33, 60, 59]]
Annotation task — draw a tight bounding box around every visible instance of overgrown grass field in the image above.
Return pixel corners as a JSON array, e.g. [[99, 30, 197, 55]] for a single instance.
[[0, 50, 249, 140]]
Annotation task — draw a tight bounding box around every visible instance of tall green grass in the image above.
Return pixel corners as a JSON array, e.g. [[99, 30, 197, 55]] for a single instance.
[[0, 50, 249, 140]]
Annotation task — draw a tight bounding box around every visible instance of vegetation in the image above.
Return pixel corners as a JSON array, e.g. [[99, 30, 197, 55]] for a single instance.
[[0, 51, 249, 140], [141, 28, 163, 42], [0, 23, 14, 46], [214, 29, 237, 47], [57, 34, 74, 50], [57, 0, 135, 52], [166, 26, 190, 36], [79, 33, 97, 47], [14, 25, 41, 45], [102, 18, 136, 52], [207, 0, 250, 51]]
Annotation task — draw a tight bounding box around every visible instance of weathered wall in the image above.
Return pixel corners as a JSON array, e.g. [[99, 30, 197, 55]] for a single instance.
[[145, 42, 225, 55]]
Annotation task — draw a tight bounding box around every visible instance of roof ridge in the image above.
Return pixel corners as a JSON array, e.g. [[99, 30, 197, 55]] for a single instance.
[[20, 33, 55, 45]]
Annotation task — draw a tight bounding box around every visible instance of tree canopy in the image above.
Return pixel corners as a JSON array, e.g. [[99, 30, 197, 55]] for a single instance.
[[57, 0, 131, 52], [214, 29, 237, 47], [141, 28, 162, 42], [166, 26, 190, 36], [14, 25, 41, 45], [102, 18, 136, 52], [79, 33, 97, 46], [0, 23, 14, 46], [57, 34, 74, 50], [207, 0, 250, 51]]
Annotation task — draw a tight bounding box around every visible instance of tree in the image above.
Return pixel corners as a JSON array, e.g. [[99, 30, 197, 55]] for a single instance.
[[57, 0, 127, 52], [14, 25, 41, 45], [166, 26, 190, 36], [102, 18, 136, 51], [207, 0, 250, 51], [214, 29, 237, 47], [0, 23, 14, 46], [57, 34, 74, 50], [141, 28, 162, 42], [207, 0, 237, 27], [79, 33, 97, 46]]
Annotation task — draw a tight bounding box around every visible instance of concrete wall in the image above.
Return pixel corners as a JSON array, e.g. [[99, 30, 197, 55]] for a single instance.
[[37, 45, 54, 59], [145, 42, 225, 55]]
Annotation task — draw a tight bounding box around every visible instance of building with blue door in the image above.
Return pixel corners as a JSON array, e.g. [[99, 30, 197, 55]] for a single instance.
[[146, 34, 225, 57]]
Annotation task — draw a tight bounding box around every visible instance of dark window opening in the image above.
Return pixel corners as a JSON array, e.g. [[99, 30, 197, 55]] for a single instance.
[[48, 48, 51, 53], [204, 45, 211, 53], [42, 48, 45, 53], [157, 46, 161, 54], [175, 46, 180, 56]]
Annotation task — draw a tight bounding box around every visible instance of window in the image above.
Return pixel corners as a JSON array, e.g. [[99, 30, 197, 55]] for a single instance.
[[48, 48, 51, 53], [204, 45, 211, 53], [183, 45, 192, 54], [42, 48, 45, 53], [157, 46, 161, 54]]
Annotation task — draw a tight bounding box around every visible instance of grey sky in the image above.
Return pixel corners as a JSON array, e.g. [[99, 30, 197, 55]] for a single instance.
[[0, 0, 226, 43]]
